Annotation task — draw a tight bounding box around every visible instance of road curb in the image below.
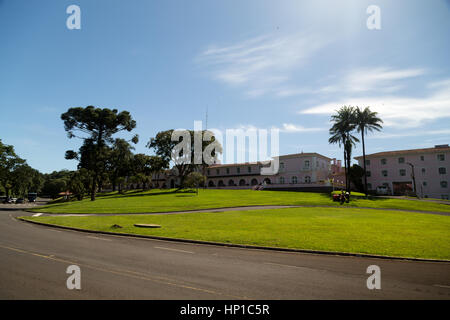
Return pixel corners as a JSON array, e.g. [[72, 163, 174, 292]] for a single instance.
[[17, 217, 450, 264]]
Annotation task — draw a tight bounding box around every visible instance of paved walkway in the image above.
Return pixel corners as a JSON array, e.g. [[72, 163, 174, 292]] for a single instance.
[[377, 196, 450, 205], [32, 204, 450, 217]]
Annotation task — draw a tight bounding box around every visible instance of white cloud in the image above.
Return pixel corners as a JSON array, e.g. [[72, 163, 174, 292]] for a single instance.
[[301, 77, 450, 128], [369, 129, 450, 139], [279, 123, 324, 133], [341, 67, 425, 93], [199, 32, 330, 97], [272, 67, 426, 98]]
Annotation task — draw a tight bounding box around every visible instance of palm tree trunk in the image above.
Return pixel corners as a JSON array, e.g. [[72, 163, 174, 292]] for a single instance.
[[343, 148, 348, 191], [361, 129, 367, 196]]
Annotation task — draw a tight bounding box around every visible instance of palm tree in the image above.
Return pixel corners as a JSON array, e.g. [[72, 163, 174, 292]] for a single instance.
[[329, 106, 359, 192], [354, 106, 383, 196]]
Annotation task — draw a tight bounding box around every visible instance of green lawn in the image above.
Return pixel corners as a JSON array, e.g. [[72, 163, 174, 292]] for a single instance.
[[24, 207, 450, 260], [31, 189, 450, 214]]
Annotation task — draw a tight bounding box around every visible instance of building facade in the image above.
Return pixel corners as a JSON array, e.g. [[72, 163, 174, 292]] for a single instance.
[[354, 144, 450, 199], [150, 152, 334, 191], [205, 152, 333, 190]]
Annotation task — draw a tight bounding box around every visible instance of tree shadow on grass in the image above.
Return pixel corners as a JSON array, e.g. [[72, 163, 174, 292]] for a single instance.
[[98, 189, 198, 200]]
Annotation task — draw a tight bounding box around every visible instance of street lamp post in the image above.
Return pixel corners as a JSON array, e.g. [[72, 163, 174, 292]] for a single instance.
[[406, 162, 417, 198]]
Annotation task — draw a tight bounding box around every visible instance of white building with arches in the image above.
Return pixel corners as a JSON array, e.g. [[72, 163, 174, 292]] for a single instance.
[[205, 152, 332, 191]]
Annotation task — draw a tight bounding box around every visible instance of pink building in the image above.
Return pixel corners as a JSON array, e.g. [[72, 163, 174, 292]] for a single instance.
[[206, 152, 333, 191], [355, 144, 450, 199]]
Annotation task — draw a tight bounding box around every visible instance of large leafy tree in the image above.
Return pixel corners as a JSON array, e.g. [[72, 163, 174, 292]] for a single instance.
[[68, 169, 91, 201], [355, 106, 383, 195], [147, 129, 221, 188], [132, 153, 154, 190], [11, 164, 39, 198], [329, 106, 359, 193], [183, 172, 206, 194], [0, 139, 25, 198], [41, 170, 72, 198], [107, 138, 135, 192], [61, 106, 138, 200]]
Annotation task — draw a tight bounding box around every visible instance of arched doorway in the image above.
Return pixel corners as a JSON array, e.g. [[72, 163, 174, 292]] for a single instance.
[[170, 179, 175, 188], [228, 179, 235, 186], [239, 179, 246, 186], [263, 178, 271, 184], [218, 180, 225, 187], [251, 179, 258, 186], [208, 180, 215, 187]]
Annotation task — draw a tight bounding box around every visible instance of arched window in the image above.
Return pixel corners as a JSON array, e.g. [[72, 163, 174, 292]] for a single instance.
[[218, 180, 225, 187], [263, 178, 271, 184], [291, 176, 298, 184], [208, 180, 215, 187], [239, 179, 246, 186], [228, 179, 235, 186], [305, 176, 311, 183], [251, 179, 258, 186]]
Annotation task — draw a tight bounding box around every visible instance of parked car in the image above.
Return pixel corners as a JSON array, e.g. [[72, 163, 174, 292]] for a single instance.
[[16, 198, 25, 204], [3, 197, 14, 204]]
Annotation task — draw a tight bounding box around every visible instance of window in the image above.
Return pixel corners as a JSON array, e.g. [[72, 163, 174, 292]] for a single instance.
[[226, 168, 230, 174], [420, 155, 425, 161], [305, 176, 311, 183], [366, 171, 371, 177], [439, 167, 447, 174], [216, 169, 220, 175], [207, 169, 210, 175], [437, 154, 445, 161], [304, 160, 310, 168], [441, 181, 448, 188], [279, 177, 285, 184], [367, 183, 372, 190], [365, 159, 371, 166], [237, 167, 240, 174], [291, 176, 298, 184], [382, 170, 388, 177], [399, 169, 406, 176], [381, 158, 387, 165], [422, 168, 426, 174], [280, 162, 285, 169], [398, 157, 405, 164], [247, 166, 251, 173], [423, 181, 427, 186]]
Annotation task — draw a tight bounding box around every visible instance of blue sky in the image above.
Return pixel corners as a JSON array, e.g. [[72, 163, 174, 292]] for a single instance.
[[1, 0, 449, 173]]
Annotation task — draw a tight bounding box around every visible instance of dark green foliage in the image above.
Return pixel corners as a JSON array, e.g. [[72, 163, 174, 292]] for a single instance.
[[61, 106, 138, 201]]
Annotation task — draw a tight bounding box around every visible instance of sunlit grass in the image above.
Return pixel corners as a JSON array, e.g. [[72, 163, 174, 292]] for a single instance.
[[31, 189, 450, 214], [25, 207, 450, 260]]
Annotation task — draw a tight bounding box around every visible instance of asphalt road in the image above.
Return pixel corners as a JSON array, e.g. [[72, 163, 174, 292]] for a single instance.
[[0, 208, 449, 299]]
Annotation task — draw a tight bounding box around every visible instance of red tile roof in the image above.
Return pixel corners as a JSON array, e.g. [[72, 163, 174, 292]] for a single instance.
[[208, 152, 331, 168], [354, 145, 450, 159]]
